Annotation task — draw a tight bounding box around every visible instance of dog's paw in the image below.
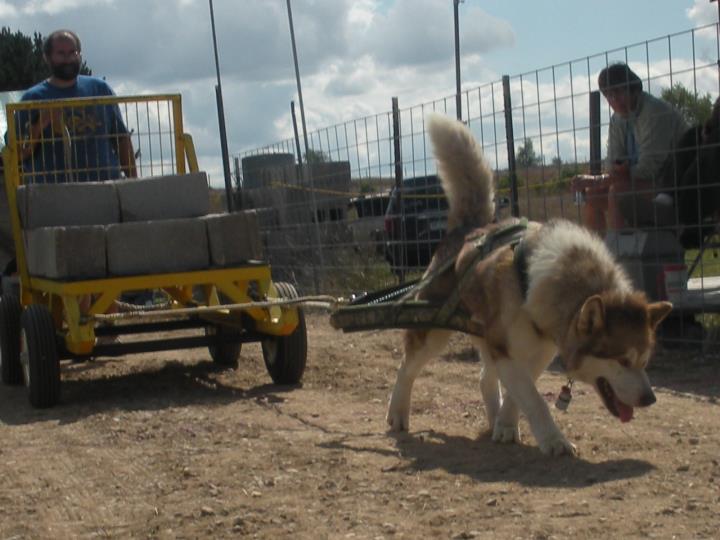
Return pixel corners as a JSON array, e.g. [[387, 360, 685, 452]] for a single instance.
[[491, 422, 521, 444], [386, 403, 410, 432], [538, 435, 577, 457]]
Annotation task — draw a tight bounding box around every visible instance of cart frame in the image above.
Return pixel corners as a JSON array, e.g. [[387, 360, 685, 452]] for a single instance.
[[1, 94, 305, 407]]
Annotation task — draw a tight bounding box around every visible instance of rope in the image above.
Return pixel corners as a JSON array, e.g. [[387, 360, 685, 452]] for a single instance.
[[91, 295, 342, 323]]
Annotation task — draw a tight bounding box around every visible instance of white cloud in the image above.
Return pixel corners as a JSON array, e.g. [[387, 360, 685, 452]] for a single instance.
[[21, 0, 112, 16], [686, 0, 717, 25], [0, 1, 18, 17], [350, 0, 514, 68], [347, 0, 377, 28]]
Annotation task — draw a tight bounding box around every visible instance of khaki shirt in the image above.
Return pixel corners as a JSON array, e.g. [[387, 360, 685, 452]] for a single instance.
[[606, 92, 687, 183]]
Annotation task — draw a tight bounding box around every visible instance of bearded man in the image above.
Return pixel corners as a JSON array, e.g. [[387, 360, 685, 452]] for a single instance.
[[18, 29, 136, 183]]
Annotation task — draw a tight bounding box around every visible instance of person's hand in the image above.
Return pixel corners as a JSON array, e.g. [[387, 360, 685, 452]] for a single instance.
[[37, 108, 65, 136], [571, 174, 609, 194], [609, 161, 631, 192], [21, 108, 66, 158]]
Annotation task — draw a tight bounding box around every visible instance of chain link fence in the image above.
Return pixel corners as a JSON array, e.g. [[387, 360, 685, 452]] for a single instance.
[[236, 23, 720, 348]]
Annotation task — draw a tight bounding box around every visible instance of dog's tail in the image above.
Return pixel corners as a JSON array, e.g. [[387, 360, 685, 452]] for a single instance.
[[428, 114, 495, 231]]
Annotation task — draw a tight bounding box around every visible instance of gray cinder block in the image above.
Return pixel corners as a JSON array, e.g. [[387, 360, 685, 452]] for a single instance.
[[17, 182, 119, 229], [203, 211, 264, 267], [106, 218, 209, 276], [25, 225, 106, 279], [117, 172, 210, 222]]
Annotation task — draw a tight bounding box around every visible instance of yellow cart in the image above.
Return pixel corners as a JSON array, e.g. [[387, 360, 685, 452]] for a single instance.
[[0, 94, 308, 408]]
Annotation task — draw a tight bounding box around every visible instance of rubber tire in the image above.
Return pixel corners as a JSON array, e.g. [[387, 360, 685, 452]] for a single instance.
[[206, 324, 241, 368], [261, 282, 307, 385], [20, 305, 61, 408], [0, 294, 23, 385]]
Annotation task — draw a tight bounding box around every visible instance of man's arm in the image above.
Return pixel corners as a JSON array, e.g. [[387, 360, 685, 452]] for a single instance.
[[633, 102, 687, 184], [606, 115, 626, 169], [19, 109, 63, 160]]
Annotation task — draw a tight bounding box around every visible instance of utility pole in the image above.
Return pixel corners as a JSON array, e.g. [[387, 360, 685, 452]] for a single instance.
[[209, 0, 234, 212], [453, 0, 464, 121], [285, 0, 325, 293], [286, 0, 310, 163]]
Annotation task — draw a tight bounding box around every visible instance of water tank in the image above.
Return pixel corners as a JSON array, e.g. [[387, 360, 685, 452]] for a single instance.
[[241, 153, 297, 189]]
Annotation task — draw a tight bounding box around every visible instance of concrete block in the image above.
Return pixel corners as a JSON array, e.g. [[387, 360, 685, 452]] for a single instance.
[[203, 211, 264, 267], [17, 182, 119, 229], [25, 225, 106, 279], [106, 218, 209, 276], [117, 172, 210, 222]]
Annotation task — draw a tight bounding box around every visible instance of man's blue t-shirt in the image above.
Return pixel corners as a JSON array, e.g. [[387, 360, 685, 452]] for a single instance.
[[19, 76, 129, 183]]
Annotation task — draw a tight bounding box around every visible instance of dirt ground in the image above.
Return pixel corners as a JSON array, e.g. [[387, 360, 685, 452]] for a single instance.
[[0, 312, 719, 539]]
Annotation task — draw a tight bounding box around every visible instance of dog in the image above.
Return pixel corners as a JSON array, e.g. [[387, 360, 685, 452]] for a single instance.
[[386, 115, 673, 456]]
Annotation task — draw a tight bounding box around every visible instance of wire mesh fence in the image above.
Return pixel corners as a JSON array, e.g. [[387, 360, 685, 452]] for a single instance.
[[237, 23, 720, 348], [5, 94, 185, 185]]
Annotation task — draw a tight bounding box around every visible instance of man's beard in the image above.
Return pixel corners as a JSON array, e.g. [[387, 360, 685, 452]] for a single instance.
[[51, 61, 80, 81]]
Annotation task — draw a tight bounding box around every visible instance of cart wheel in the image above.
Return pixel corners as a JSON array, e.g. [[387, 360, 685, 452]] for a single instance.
[[206, 324, 241, 368], [262, 282, 307, 384], [20, 305, 60, 408], [0, 294, 23, 385]]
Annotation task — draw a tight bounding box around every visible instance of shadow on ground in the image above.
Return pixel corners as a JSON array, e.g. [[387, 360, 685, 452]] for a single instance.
[[0, 358, 296, 426], [320, 429, 654, 489]]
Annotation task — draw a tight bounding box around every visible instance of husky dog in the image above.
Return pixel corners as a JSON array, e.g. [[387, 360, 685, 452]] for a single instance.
[[386, 115, 672, 456]]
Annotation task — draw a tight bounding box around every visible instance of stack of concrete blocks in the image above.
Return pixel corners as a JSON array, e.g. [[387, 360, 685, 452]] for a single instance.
[[239, 154, 355, 284], [18, 172, 263, 280]]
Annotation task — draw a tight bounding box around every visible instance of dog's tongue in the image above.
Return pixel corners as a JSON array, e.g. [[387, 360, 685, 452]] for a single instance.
[[616, 398, 634, 423]]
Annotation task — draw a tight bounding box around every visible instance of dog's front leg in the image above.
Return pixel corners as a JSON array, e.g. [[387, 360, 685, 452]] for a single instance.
[[387, 329, 451, 432], [492, 396, 522, 444], [494, 360, 577, 456]]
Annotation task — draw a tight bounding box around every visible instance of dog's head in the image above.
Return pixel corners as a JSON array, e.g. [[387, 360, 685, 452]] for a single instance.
[[560, 292, 672, 422]]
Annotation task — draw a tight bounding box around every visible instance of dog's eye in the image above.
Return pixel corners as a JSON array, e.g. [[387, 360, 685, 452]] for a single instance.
[[618, 358, 630, 368]]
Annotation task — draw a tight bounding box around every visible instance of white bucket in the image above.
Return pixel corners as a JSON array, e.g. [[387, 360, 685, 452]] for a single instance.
[[662, 263, 688, 302]]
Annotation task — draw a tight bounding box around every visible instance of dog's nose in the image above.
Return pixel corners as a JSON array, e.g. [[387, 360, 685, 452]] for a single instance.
[[639, 391, 656, 407]]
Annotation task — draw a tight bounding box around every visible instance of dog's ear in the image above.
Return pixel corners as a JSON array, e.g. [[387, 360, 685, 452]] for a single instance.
[[647, 301, 673, 329], [577, 295, 605, 336]]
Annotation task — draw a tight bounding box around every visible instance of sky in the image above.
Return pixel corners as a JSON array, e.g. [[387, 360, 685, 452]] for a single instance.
[[1, 0, 717, 186]]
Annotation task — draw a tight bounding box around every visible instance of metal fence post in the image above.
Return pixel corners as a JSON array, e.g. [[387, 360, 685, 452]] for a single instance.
[[233, 156, 242, 209], [291, 101, 303, 164], [502, 75, 520, 217], [589, 90, 602, 174], [392, 97, 405, 283]]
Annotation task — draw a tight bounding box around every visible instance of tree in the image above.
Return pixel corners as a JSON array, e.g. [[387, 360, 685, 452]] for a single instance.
[[661, 83, 713, 127], [304, 148, 329, 164], [0, 27, 92, 91], [516, 138, 539, 168]]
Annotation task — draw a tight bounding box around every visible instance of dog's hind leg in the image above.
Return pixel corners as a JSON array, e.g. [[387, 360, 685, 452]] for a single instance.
[[473, 338, 502, 432], [387, 329, 452, 432], [474, 338, 522, 443]]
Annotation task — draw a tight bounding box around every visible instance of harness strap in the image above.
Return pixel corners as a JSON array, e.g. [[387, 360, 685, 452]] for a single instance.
[[433, 219, 528, 326], [512, 235, 531, 299]]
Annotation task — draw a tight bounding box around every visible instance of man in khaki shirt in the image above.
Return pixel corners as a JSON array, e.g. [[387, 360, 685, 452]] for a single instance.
[[573, 63, 687, 235]]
